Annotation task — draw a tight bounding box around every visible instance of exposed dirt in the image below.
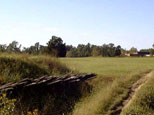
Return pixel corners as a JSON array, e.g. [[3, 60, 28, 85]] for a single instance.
[[110, 71, 154, 115]]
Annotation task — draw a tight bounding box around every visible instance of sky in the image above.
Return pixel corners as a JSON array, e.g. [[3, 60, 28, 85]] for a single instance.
[[0, 0, 154, 50]]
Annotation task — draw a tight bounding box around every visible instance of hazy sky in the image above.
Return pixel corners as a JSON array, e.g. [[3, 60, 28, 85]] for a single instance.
[[0, 0, 154, 49]]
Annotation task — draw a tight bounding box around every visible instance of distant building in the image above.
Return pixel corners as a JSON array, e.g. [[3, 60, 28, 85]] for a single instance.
[[125, 53, 130, 56], [138, 52, 150, 57], [130, 53, 139, 57], [125, 52, 150, 57]]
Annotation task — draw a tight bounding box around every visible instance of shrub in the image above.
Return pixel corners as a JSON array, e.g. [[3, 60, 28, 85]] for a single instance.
[[0, 93, 16, 115]]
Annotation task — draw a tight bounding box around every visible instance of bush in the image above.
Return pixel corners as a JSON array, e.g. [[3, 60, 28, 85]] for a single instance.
[[0, 93, 16, 115]]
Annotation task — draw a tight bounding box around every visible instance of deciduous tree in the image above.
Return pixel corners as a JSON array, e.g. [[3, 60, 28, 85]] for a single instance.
[[47, 36, 66, 57]]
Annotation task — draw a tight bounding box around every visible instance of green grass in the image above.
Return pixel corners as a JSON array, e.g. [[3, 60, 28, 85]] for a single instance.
[[72, 70, 151, 115], [61, 57, 154, 77], [0, 53, 70, 83], [60, 57, 154, 115], [0, 57, 48, 83], [1, 54, 154, 114], [121, 72, 154, 115]]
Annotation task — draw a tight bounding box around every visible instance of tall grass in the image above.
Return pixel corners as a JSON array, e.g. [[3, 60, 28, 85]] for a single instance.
[[121, 72, 154, 115], [72, 70, 151, 115], [0, 57, 48, 83], [0, 53, 70, 83]]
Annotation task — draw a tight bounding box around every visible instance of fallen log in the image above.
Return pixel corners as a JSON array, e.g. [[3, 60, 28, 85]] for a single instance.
[[0, 73, 96, 95]]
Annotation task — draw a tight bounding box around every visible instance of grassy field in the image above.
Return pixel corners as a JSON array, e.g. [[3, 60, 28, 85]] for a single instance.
[[61, 57, 154, 77], [0, 54, 154, 114], [61, 57, 154, 115]]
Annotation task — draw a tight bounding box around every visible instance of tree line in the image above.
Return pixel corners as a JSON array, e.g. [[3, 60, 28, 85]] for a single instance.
[[0, 36, 66, 57], [0, 36, 154, 57], [66, 43, 122, 57]]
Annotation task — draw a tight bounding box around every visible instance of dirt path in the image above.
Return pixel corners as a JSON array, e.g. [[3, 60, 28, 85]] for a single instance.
[[110, 71, 154, 115]]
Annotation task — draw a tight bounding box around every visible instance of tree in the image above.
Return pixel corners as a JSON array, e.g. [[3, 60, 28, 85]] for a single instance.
[[77, 44, 85, 57], [34, 42, 40, 54], [129, 47, 138, 54], [91, 45, 101, 56], [101, 44, 108, 57], [76, 43, 91, 57], [24, 46, 36, 54], [0, 44, 7, 52], [66, 48, 78, 57], [107, 43, 116, 57], [7, 41, 21, 53], [115, 45, 121, 56], [66, 45, 73, 52], [23, 43, 47, 55], [151, 44, 154, 56], [84, 43, 91, 56], [150, 49, 154, 56], [47, 36, 66, 57], [39, 45, 48, 54]]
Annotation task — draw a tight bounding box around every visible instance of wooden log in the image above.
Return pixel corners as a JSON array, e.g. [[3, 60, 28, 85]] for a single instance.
[[0, 73, 96, 95]]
